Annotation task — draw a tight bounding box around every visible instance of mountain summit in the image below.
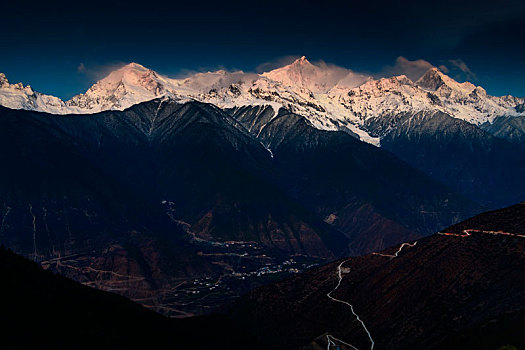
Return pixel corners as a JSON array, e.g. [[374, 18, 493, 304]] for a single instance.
[[416, 67, 477, 93], [263, 56, 370, 93], [67, 63, 178, 112], [416, 67, 450, 90]]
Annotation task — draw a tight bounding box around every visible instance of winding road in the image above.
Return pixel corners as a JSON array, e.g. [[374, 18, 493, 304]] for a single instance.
[[325, 241, 418, 350], [324, 228, 525, 349], [326, 259, 375, 350], [371, 242, 418, 258], [438, 229, 525, 238]]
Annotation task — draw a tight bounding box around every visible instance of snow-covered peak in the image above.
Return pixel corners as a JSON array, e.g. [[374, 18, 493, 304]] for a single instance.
[[297, 56, 308, 62], [415, 67, 446, 90], [97, 62, 153, 85], [263, 56, 328, 92], [334, 70, 524, 125], [0, 73, 9, 88], [66, 63, 180, 112], [416, 67, 476, 95], [0, 72, 67, 113], [177, 70, 258, 94], [355, 74, 415, 92], [283, 56, 313, 70], [262, 56, 369, 93], [0, 73, 33, 93]]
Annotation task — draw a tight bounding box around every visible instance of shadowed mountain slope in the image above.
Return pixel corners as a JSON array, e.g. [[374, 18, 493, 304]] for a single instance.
[[231, 107, 481, 253], [0, 100, 481, 315], [229, 202, 525, 349]]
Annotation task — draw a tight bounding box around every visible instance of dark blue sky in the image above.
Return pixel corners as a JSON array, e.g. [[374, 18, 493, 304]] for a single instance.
[[2, 0, 524, 99]]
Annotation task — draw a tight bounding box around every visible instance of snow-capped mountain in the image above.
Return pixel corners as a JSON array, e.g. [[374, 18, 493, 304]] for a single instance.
[[1, 58, 523, 145], [0, 73, 68, 114], [0, 63, 183, 114], [262, 56, 370, 93], [67, 63, 180, 113]]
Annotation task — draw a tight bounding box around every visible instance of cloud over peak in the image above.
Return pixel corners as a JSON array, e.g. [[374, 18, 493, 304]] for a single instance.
[[380, 56, 435, 81], [446, 59, 478, 81]]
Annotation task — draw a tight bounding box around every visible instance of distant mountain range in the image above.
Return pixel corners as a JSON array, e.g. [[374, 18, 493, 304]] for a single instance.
[[1, 58, 523, 136], [2, 57, 524, 206], [1, 58, 524, 315]]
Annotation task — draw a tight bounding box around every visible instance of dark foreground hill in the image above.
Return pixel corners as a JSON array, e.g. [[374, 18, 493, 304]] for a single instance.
[[0, 246, 264, 349], [3, 203, 525, 349], [227, 203, 525, 350]]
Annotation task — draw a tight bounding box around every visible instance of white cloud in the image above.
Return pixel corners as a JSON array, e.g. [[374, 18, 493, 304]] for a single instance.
[[256, 55, 302, 73], [380, 56, 435, 81], [447, 59, 477, 81], [313, 60, 371, 89], [74, 61, 130, 81], [179, 70, 260, 92], [438, 65, 450, 73]]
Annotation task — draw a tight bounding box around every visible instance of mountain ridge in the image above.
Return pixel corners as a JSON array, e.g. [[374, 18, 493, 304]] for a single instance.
[[1, 58, 523, 147]]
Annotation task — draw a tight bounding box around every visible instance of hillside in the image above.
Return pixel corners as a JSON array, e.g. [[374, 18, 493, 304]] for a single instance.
[[0, 245, 263, 349], [228, 203, 525, 349]]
